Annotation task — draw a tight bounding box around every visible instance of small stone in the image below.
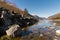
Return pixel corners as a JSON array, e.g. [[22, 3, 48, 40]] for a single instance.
[[22, 28, 25, 30], [48, 27, 55, 30], [54, 38, 57, 40], [2, 11, 5, 14], [27, 22, 30, 25], [39, 34, 43, 37], [55, 36, 58, 38]]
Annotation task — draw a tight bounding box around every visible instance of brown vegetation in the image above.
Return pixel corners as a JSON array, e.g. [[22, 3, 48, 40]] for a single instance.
[[48, 13, 60, 20], [0, 2, 26, 15]]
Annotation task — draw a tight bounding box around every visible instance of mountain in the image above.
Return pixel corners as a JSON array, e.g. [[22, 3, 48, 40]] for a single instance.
[[48, 13, 60, 20], [48, 13, 60, 26], [32, 15, 46, 20]]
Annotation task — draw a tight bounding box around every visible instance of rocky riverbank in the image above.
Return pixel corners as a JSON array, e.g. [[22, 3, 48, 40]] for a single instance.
[[0, 7, 38, 37]]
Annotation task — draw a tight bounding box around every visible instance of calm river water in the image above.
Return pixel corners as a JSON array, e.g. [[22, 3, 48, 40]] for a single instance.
[[21, 19, 60, 40]]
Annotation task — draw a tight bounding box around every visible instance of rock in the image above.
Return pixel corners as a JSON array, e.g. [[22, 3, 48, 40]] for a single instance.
[[54, 38, 58, 40], [6, 24, 22, 37], [48, 27, 55, 30], [56, 30, 60, 36], [39, 34, 43, 37]]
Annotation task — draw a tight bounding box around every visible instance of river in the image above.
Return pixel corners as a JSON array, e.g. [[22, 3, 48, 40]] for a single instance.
[[21, 19, 60, 40]]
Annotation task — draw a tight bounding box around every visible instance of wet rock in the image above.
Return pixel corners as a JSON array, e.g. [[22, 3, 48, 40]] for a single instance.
[[48, 26, 55, 30], [6, 24, 22, 37]]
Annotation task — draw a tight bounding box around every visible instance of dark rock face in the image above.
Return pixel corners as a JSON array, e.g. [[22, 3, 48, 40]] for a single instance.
[[0, 7, 38, 36]]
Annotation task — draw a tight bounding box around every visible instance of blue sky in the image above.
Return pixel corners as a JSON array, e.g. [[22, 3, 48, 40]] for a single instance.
[[7, 0, 60, 17]]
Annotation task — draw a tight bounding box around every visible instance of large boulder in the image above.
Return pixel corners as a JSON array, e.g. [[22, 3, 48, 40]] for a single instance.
[[6, 24, 22, 37], [56, 30, 60, 36]]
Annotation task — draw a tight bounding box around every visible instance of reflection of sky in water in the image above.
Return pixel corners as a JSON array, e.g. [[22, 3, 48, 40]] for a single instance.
[[40, 20, 53, 26], [28, 20, 53, 31], [22, 20, 60, 36]]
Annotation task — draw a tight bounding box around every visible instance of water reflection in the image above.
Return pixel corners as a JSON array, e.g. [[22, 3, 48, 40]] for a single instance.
[[28, 20, 53, 31], [21, 19, 60, 40]]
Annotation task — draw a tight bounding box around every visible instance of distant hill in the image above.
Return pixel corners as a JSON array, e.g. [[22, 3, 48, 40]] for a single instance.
[[48, 13, 60, 20], [48, 13, 60, 26]]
